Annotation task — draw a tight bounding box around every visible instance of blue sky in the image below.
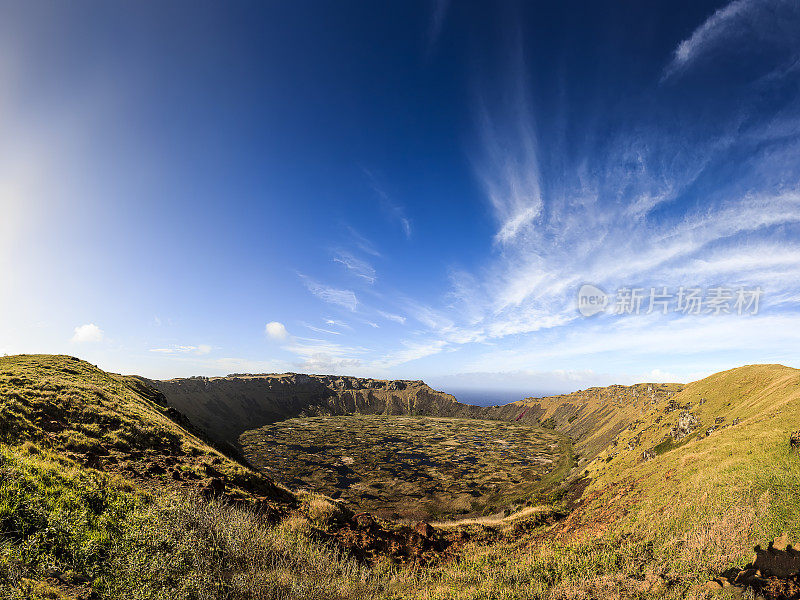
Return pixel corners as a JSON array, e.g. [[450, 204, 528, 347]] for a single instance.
[[2, 1, 800, 395]]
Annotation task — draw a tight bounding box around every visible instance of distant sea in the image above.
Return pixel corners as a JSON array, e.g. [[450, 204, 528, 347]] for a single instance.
[[438, 388, 560, 408]]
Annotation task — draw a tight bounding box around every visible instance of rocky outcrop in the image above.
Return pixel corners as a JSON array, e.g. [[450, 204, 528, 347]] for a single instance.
[[671, 411, 698, 441]]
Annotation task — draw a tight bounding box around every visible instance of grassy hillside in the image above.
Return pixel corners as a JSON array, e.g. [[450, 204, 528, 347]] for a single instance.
[[0, 354, 292, 505], [3, 355, 800, 599], [0, 444, 396, 600], [579, 364, 800, 570], [0, 355, 402, 598], [409, 365, 800, 599], [510, 382, 685, 466]]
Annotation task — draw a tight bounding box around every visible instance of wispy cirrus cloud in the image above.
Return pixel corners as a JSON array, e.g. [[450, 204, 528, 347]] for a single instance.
[[302, 322, 342, 335], [325, 318, 352, 329], [149, 344, 212, 355], [362, 167, 412, 238], [472, 36, 543, 245], [333, 250, 376, 283], [664, 0, 754, 79], [371, 338, 448, 370], [377, 310, 406, 324], [426, 0, 450, 53], [345, 225, 382, 257], [286, 337, 367, 373], [299, 274, 358, 311], [662, 0, 800, 80], [428, 5, 800, 371]]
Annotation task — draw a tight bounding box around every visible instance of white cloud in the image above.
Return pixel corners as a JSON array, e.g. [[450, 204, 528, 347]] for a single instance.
[[302, 322, 341, 335], [299, 274, 358, 311], [345, 225, 382, 257], [666, 0, 753, 78], [325, 318, 352, 329], [371, 339, 448, 369], [362, 168, 412, 238], [426, 0, 450, 52], [71, 323, 103, 343], [149, 344, 212, 356], [463, 313, 800, 376], [208, 357, 287, 375], [333, 251, 376, 283], [378, 310, 406, 324], [473, 41, 543, 245], [663, 0, 799, 80], [297, 353, 362, 374], [265, 321, 289, 340], [285, 337, 369, 374]]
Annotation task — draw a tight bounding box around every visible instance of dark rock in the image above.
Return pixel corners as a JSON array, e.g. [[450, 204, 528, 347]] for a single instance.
[[201, 477, 225, 498], [352, 512, 374, 529], [44, 566, 64, 581], [203, 463, 224, 478], [733, 568, 761, 585], [145, 463, 166, 475], [672, 411, 698, 441], [415, 521, 435, 538]]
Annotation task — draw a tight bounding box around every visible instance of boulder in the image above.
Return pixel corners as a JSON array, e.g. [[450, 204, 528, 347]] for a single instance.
[[201, 477, 225, 498], [671, 411, 698, 441], [145, 462, 166, 475], [352, 512, 374, 529], [415, 521, 435, 538], [203, 463, 224, 478]]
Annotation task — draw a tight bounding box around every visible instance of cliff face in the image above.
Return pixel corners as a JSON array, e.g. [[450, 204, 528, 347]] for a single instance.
[[146, 374, 493, 448], [148, 372, 684, 469]]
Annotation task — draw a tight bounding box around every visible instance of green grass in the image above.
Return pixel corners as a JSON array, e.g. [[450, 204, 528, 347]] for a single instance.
[[0, 444, 401, 600], [0, 354, 293, 505], [4, 356, 800, 599]]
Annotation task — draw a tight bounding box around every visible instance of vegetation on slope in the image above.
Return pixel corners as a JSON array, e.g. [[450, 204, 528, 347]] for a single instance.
[[0, 444, 396, 600], [240, 415, 572, 520], [0, 354, 291, 505], [0, 355, 398, 598], [3, 355, 800, 599], [406, 365, 800, 599], [511, 382, 685, 466]]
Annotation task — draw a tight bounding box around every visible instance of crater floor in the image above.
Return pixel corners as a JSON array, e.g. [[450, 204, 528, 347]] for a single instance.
[[240, 415, 572, 520]]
